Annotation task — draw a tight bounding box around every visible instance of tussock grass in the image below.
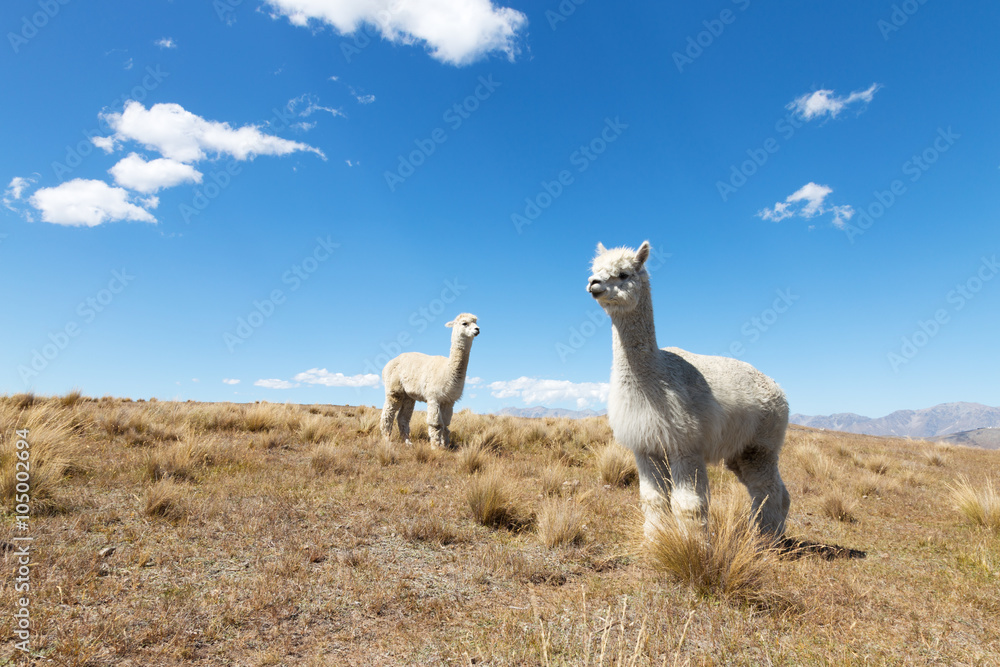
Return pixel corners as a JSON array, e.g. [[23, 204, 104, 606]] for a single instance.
[[950, 477, 1000, 532], [537, 497, 586, 548], [298, 414, 337, 444], [0, 408, 85, 513], [595, 440, 637, 487], [822, 492, 857, 523], [402, 515, 461, 545], [375, 439, 398, 466], [645, 494, 784, 607], [58, 389, 85, 407], [467, 467, 532, 530], [799, 446, 836, 480], [309, 442, 347, 475], [540, 464, 567, 497], [145, 478, 189, 521], [865, 454, 893, 476], [922, 447, 947, 467], [458, 438, 490, 474]]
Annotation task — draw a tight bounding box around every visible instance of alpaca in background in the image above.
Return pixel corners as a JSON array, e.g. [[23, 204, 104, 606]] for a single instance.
[[380, 313, 480, 449]]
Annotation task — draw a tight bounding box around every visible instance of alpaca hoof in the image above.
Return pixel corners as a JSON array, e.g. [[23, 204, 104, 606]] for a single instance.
[[404, 439, 413, 446]]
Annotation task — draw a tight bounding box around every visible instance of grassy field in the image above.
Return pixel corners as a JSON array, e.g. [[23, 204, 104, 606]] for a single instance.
[[2, 393, 999, 665]]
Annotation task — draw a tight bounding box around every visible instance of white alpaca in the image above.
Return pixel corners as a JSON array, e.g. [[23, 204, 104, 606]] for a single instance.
[[379, 313, 480, 449], [587, 242, 790, 538]]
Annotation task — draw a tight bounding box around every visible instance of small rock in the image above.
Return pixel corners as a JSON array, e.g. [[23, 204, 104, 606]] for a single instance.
[[98, 546, 116, 558]]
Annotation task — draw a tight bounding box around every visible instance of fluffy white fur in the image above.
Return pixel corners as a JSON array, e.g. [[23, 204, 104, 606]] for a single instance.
[[588, 242, 790, 537], [379, 313, 480, 449]]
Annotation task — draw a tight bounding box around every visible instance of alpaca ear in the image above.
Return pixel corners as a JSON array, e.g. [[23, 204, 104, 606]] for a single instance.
[[445, 319, 456, 328], [596, 242, 607, 254], [636, 241, 650, 266]]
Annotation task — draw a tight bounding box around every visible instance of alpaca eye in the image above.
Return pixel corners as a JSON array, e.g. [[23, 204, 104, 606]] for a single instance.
[[618, 272, 629, 280]]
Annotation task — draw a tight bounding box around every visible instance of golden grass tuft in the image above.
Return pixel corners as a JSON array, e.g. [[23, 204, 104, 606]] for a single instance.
[[375, 439, 398, 466], [536, 497, 586, 548], [0, 408, 85, 513], [822, 492, 857, 523], [457, 439, 490, 474], [949, 477, 1000, 532], [595, 440, 637, 487], [645, 494, 784, 607], [865, 454, 893, 476], [298, 415, 337, 444], [309, 442, 346, 475], [467, 467, 532, 530], [144, 478, 189, 521], [540, 464, 567, 497]]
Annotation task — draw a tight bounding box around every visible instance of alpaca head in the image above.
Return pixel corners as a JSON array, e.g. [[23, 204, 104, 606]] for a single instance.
[[587, 241, 651, 314], [446, 313, 480, 346]]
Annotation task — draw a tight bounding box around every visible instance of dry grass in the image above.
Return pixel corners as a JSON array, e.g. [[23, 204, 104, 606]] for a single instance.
[[457, 438, 490, 474], [950, 476, 1000, 532], [644, 494, 784, 608], [822, 492, 857, 523], [467, 467, 532, 530], [595, 440, 637, 487], [2, 399, 1000, 665], [375, 439, 398, 466], [537, 497, 586, 547]]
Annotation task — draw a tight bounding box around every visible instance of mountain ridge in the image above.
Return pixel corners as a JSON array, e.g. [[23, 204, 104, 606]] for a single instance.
[[791, 401, 1000, 438]]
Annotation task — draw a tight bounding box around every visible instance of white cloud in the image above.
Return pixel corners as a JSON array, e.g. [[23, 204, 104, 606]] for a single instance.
[[266, 0, 527, 66], [466, 377, 483, 387], [757, 182, 854, 229], [222, 378, 240, 385], [254, 378, 298, 389], [489, 377, 610, 410], [3, 175, 37, 212], [293, 368, 380, 387], [355, 93, 375, 104], [99, 101, 326, 163], [788, 83, 880, 121], [108, 153, 203, 193], [156, 37, 176, 49], [29, 179, 157, 227], [124, 58, 134, 71]]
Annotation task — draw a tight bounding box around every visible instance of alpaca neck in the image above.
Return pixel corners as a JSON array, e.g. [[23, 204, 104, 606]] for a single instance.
[[445, 337, 472, 391], [609, 285, 660, 381]]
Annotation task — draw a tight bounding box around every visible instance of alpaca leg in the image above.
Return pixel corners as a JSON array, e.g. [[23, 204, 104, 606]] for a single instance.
[[668, 455, 710, 530], [396, 398, 415, 445], [426, 401, 444, 448], [726, 445, 790, 537], [379, 396, 401, 440], [439, 403, 454, 449], [634, 453, 672, 540]]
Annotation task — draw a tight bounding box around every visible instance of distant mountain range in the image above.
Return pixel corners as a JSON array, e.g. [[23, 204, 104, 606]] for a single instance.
[[932, 428, 1000, 450], [791, 402, 1000, 439], [496, 407, 607, 419]]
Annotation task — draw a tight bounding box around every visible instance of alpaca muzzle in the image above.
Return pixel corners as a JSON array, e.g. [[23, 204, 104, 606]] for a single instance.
[[588, 278, 606, 297]]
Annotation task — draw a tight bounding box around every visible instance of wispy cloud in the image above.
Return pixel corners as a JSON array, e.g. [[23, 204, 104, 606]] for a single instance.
[[757, 182, 854, 229], [489, 377, 610, 410], [265, 0, 528, 66], [222, 378, 240, 385], [254, 378, 298, 389], [3, 175, 38, 216], [155, 37, 176, 49], [787, 83, 881, 121]]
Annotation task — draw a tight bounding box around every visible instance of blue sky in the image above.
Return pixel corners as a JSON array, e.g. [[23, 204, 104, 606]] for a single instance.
[[2, 0, 999, 418]]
